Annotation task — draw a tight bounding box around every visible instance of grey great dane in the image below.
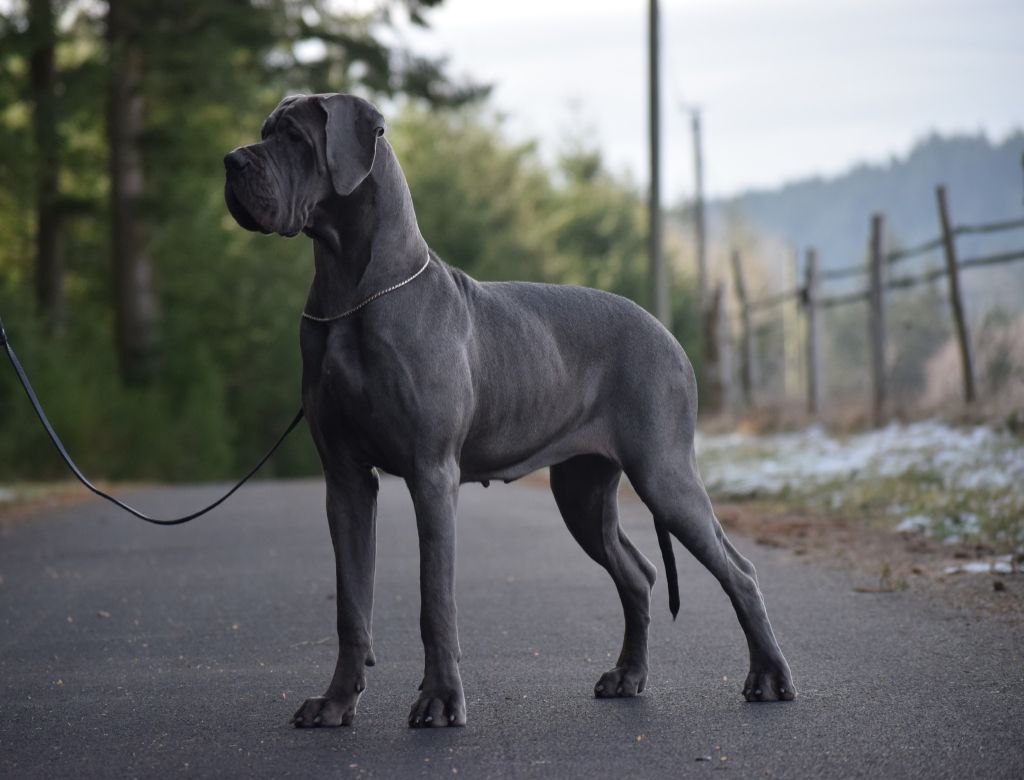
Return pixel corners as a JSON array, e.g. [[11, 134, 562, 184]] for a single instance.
[[223, 93, 796, 729]]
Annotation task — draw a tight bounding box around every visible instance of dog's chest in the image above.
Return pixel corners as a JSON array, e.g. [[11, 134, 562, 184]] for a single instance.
[[313, 329, 371, 415], [304, 326, 404, 454]]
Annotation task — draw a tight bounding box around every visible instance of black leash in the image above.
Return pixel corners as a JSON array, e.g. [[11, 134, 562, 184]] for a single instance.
[[0, 315, 304, 526]]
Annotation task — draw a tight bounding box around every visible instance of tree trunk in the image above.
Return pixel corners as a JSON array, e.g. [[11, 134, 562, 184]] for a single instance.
[[30, 0, 63, 330], [107, 0, 159, 384]]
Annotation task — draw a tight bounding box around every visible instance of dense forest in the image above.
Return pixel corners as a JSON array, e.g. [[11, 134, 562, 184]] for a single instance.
[[0, 0, 698, 481]]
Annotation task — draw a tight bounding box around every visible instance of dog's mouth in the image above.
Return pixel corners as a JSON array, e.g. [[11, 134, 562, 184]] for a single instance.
[[224, 181, 271, 234]]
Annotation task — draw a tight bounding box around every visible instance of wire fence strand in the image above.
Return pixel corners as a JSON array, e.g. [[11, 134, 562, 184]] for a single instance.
[[747, 288, 800, 311], [820, 289, 868, 309], [955, 216, 1024, 236], [738, 218, 1024, 318], [820, 264, 864, 281], [886, 236, 944, 265], [959, 248, 1024, 270]]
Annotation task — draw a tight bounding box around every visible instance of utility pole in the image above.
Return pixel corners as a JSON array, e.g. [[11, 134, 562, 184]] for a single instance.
[[648, 0, 670, 328], [690, 107, 717, 404], [690, 109, 707, 313]]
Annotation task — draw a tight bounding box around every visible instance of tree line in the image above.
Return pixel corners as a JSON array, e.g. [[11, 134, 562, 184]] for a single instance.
[[0, 0, 697, 481]]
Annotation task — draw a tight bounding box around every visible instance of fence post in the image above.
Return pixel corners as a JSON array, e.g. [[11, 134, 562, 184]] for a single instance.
[[702, 282, 729, 415], [935, 185, 977, 404], [730, 249, 754, 408], [717, 280, 736, 411], [804, 247, 821, 416], [868, 213, 887, 426], [782, 244, 801, 399]]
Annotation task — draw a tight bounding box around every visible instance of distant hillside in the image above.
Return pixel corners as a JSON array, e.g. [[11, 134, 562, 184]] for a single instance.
[[702, 131, 1024, 309]]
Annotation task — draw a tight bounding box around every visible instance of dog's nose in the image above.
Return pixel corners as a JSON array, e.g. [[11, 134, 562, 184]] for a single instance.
[[224, 150, 249, 172]]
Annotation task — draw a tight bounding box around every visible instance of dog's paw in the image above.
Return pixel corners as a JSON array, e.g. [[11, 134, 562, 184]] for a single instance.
[[291, 694, 359, 728], [594, 664, 648, 698], [408, 688, 466, 728], [742, 663, 797, 702]]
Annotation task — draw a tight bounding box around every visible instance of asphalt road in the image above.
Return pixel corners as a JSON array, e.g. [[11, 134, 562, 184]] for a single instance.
[[1, 477, 1021, 779]]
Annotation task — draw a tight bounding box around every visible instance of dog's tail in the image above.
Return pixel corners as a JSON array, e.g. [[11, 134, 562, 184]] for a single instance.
[[654, 522, 680, 619]]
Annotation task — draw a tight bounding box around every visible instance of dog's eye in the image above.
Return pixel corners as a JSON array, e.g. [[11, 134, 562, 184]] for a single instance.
[[286, 125, 304, 143]]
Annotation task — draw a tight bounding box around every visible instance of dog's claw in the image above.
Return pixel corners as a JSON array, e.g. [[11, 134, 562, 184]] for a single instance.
[[743, 665, 797, 702], [594, 664, 648, 698], [408, 685, 466, 728], [291, 694, 360, 727]]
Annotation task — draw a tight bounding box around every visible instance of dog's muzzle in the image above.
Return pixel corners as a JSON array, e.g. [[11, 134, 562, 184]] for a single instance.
[[224, 149, 273, 234]]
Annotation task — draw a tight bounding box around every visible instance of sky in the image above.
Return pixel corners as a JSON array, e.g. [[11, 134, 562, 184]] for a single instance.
[[393, 0, 1024, 201]]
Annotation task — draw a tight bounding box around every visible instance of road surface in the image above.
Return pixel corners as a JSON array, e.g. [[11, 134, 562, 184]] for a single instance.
[[1, 478, 1021, 778]]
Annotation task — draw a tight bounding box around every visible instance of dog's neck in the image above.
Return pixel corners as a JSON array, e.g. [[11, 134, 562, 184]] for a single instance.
[[304, 140, 428, 313]]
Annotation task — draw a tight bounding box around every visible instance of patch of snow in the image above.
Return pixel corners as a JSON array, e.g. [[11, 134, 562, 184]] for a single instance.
[[943, 557, 1015, 575], [895, 514, 932, 533], [696, 419, 1024, 500]]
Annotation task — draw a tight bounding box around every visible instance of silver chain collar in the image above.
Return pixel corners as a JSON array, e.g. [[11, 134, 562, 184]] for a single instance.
[[301, 255, 432, 323]]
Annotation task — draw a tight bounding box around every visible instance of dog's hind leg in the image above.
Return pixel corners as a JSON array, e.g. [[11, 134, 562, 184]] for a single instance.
[[626, 448, 796, 702], [550, 454, 657, 698]]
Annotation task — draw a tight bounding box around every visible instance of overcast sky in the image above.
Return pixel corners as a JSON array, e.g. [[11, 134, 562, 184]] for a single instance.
[[395, 0, 1023, 201]]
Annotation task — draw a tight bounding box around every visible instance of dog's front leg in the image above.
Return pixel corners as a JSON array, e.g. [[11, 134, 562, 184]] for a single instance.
[[406, 462, 466, 728], [292, 464, 378, 728]]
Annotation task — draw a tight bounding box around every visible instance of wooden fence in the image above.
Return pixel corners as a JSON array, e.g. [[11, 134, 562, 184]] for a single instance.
[[728, 184, 1024, 424]]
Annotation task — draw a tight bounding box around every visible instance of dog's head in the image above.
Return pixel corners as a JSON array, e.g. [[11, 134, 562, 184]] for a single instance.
[[223, 93, 385, 237]]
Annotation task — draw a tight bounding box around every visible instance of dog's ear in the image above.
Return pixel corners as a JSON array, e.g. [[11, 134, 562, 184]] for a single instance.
[[318, 94, 385, 196]]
